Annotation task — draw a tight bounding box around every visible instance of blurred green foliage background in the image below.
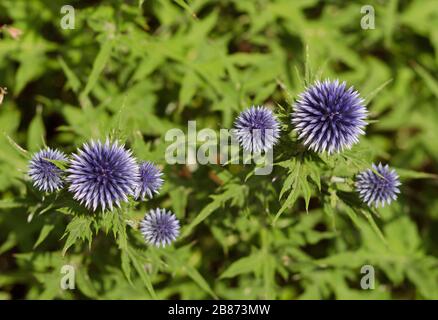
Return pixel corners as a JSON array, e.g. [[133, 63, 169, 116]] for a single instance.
[[0, 0, 437, 299]]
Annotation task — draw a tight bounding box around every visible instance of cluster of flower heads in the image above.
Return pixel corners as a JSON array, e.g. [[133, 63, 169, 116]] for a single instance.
[[28, 78, 401, 251], [233, 79, 401, 208], [28, 139, 178, 247]]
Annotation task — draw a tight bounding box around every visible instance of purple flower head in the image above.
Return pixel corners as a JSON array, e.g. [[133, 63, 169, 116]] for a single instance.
[[233, 106, 280, 153], [66, 140, 139, 212], [28, 148, 67, 192], [140, 208, 180, 247], [355, 163, 401, 208], [134, 161, 164, 200], [292, 79, 367, 154]]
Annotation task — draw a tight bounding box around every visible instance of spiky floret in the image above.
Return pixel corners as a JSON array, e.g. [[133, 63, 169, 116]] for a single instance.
[[134, 161, 164, 200], [355, 163, 401, 208], [140, 208, 180, 247], [233, 106, 280, 153], [66, 140, 139, 211], [292, 79, 367, 154], [28, 148, 67, 192]]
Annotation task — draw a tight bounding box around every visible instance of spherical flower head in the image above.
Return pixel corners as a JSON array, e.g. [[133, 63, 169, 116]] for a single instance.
[[134, 161, 164, 200], [28, 148, 67, 192], [66, 140, 139, 212], [140, 208, 180, 247], [355, 163, 401, 208], [233, 106, 280, 153], [292, 79, 367, 154]]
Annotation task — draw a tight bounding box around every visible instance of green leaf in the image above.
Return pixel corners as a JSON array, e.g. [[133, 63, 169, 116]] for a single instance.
[[79, 38, 114, 106], [5, 134, 29, 158], [361, 210, 388, 246], [275, 160, 302, 223], [62, 215, 93, 255], [274, 189, 299, 224], [169, 186, 189, 218], [182, 184, 244, 237], [34, 224, 55, 249], [164, 251, 218, 299], [307, 161, 321, 191], [127, 247, 157, 299], [278, 159, 299, 199], [120, 250, 133, 285], [114, 212, 155, 298], [0, 233, 16, 255], [115, 215, 134, 286], [413, 63, 438, 99], [58, 56, 81, 93], [76, 268, 99, 298], [0, 199, 23, 209], [363, 79, 393, 106], [383, 0, 398, 48], [323, 202, 337, 230], [396, 168, 438, 180], [27, 105, 45, 152], [15, 57, 45, 96], [300, 174, 312, 213], [179, 70, 198, 108], [385, 216, 421, 254], [261, 229, 275, 299], [220, 253, 261, 279], [343, 204, 388, 247], [45, 159, 68, 171], [173, 0, 197, 18]]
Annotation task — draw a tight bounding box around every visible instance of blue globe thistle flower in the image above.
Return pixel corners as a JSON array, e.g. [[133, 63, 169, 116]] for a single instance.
[[355, 163, 401, 208], [66, 140, 139, 211], [134, 161, 164, 200], [140, 208, 180, 247], [28, 148, 67, 192], [233, 106, 280, 153], [292, 79, 367, 154]]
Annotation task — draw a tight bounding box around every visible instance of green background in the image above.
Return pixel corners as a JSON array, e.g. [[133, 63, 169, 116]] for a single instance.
[[0, 0, 437, 299]]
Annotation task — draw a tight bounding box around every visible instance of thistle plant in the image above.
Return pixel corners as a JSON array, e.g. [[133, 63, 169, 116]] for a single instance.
[[4, 1, 438, 301], [18, 76, 405, 300], [223, 76, 405, 233]]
